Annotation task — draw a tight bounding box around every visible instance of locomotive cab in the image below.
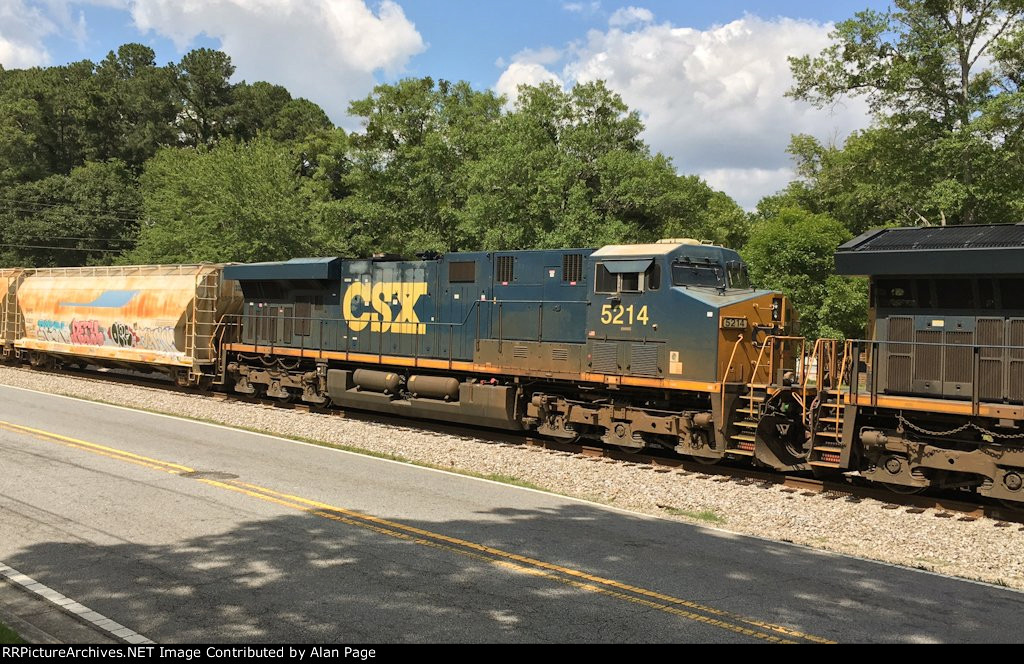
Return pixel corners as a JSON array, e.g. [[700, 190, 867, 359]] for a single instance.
[[585, 240, 792, 386]]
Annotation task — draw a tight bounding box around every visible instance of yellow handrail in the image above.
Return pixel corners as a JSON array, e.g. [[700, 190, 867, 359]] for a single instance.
[[720, 334, 745, 408]]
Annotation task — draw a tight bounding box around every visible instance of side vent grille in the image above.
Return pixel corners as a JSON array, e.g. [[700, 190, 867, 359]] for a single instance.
[[914, 329, 942, 383], [513, 345, 529, 359], [943, 330, 974, 385], [551, 347, 569, 362], [886, 316, 913, 392], [1010, 319, 1024, 402], [562, 254, 583, 283], [630, 344, 659, 377], [591, 342, 618, 374], [978, 318, 1005, 401], [497, 256, 515, 284]]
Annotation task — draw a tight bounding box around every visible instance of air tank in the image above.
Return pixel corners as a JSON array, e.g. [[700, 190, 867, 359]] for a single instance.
[[353, 369, 402, 394], [408, 375, 460, 401]]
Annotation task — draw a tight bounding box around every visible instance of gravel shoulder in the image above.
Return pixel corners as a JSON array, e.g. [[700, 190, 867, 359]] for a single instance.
[[2, 365, 1023, 591]]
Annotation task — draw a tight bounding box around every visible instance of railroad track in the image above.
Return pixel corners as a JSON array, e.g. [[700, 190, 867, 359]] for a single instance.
[[10, 363, 1024, 528]]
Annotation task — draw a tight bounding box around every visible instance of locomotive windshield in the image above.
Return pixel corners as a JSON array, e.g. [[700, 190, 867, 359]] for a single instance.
[[726, 261, 750, 289], [672, 260, 726, 289]]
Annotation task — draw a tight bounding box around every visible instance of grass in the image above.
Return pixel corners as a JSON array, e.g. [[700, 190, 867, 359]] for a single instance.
[[659, 506, 727, 524], [0, 623, 26, 644]]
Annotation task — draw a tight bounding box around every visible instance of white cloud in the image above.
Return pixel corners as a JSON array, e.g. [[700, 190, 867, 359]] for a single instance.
[[127, 0, 425, 124], [0, 0, 56, 67], [563, 1, 600, 14], [0, 1, 424, 127], [495, 62, 563, 105], [497, 13, 872, 209], [700, 167, 798, 209], [508, 45, 563, 66], [608, 6, 653, 29]]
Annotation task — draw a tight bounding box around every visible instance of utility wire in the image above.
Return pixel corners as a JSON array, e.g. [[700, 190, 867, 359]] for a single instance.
[[0, 243, 125, 253], [0, 198, 145, 225]]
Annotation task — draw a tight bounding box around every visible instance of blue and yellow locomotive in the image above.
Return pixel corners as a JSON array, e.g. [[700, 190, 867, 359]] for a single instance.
[[222, 239, 796, 462]]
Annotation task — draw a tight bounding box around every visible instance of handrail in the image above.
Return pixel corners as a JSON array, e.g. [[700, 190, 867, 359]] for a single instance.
[[836, 339, 853, 390], [720, 334, 745, 405]]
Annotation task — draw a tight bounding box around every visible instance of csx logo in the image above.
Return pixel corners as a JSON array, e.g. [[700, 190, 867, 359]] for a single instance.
[[342, 282, 428, 335]]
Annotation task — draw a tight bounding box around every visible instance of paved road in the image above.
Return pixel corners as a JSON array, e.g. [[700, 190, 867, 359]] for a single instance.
[[0, 384, 1021, 643]]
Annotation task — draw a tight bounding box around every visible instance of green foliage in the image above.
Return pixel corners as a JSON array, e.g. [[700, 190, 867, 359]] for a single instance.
[[339, 77, 504, 256], [132, 138, 321, 263], [459, 81, 747, 251], [86, 44, 179, 167], [787, 0, 1024, 227], [0, 159, 141, 267], [173, 48, 236, 147], [742, 208, 867, 340], [0, 43, 335, 267], [0, 622, 26, 644], [0, 47, 745, 274]]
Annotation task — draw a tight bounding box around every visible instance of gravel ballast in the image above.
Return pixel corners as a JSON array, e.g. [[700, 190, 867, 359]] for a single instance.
[[2, 365, 1023, 590]]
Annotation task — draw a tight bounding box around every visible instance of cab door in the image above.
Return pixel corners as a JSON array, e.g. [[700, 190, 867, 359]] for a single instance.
[[586, 259, 657, 377]]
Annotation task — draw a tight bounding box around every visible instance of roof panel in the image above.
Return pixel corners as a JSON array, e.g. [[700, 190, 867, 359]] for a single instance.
[[223, 257, 342, 282], [835, 224, 1024, 276]]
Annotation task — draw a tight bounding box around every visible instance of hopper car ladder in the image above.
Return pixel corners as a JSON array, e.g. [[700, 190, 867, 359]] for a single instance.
[[2, 280, 20, 358], [185, 269, 221, 383]]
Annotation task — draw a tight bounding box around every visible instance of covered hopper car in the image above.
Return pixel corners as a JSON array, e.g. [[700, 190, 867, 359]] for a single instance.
[[3, 264, 241, 385]]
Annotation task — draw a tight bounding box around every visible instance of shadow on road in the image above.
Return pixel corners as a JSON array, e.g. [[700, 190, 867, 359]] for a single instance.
[[4, 499, 1020, 643]]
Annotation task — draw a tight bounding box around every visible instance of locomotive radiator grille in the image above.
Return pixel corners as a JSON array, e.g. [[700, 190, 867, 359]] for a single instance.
[[629, 344, 660, 377], [886, 316, 913, 391], [1010, 319, 1024, 402], [943, 330, 974, 386], [914, 329, 942, 384], [978, 318, 1005, 401], [591, 342, 618, 374]]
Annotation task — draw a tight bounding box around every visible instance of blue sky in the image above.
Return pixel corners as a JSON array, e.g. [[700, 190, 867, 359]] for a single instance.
[[1, 1, 892, 207]]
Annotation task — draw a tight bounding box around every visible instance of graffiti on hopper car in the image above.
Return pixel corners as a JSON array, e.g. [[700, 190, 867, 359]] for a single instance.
[[109, 321, 140, 348], [135, 326, 177, 353], [70, 320, 105, 346], [34, 319, 179, 355], [35, 320, 70, 344]]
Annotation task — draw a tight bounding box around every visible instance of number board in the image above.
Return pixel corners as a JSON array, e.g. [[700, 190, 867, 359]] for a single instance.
[[721, 317, 747, 330]]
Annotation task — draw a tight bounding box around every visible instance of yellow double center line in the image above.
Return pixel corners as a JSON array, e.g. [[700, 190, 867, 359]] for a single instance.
[[0, 418, 834, 644]]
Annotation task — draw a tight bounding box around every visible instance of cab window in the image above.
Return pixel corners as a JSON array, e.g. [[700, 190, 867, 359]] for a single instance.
[[672, 260, 725, 288], [726, 261, 749, 289], [876, 279, 917, 308], [595, 263, 646, 293]]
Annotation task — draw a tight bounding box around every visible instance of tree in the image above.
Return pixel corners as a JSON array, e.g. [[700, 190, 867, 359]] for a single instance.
[[173, 48, 236, 146], [269, 98, 333, 142], [742, 208, 867, 340], [86, 44, 179, 168], [131, 138, 323, 264], [0, 159, 141, 267], [229, 81, 292, 142], [340, 77, 504, 255], [788, 0, 1024, 226], [458, 81, 747, 251]]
